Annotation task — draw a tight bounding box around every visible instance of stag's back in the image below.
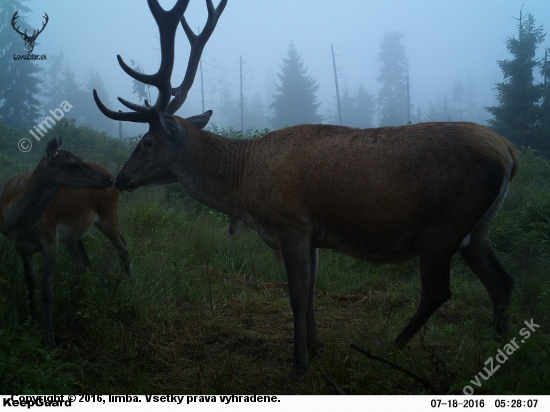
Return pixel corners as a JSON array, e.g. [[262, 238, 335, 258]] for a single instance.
[[239, 122, 517, 262]]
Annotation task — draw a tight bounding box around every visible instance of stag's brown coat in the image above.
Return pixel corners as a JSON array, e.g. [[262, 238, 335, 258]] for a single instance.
[[93, 0, 517, 374], [114, 117, 518, 372]]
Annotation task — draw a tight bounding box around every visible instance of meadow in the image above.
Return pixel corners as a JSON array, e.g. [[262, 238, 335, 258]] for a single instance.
[[0, 120, 549, 394]]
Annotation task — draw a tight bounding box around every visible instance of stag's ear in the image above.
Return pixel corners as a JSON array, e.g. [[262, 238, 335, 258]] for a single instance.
[[186, 110, 213, 130], [46, 138, 60, 160], [56, 135, 63, 148], [154, 111, 180, 136]]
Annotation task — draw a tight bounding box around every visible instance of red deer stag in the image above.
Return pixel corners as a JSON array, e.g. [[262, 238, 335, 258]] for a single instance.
[[0, 137, 130, 346], [94, 0, 518, 374]]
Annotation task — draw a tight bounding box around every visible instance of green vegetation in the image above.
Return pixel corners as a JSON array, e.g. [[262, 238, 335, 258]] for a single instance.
[[0, 121, 549, 394]]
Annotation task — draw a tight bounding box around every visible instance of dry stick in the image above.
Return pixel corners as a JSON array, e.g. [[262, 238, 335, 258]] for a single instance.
[[350, 343, 436, 394], [321, 370, 347, 395]]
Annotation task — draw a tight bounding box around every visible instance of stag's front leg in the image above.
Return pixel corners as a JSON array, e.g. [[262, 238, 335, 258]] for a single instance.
[[307, 247, 321, 356], [41, 245, 57, 347], [278, 233, 313, 375]]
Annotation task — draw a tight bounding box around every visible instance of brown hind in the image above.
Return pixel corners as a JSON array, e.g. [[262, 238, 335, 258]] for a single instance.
[[0, 137, 130, 346]]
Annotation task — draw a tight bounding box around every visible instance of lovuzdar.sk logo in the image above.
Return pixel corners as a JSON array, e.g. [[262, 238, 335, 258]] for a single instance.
[[11, 11, 48, 60]]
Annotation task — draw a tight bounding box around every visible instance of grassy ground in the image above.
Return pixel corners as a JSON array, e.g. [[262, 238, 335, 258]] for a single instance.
[[1, 131, 549, 394]]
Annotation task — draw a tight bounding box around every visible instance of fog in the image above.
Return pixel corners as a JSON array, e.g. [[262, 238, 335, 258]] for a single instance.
[[21, 0, 550, 135]]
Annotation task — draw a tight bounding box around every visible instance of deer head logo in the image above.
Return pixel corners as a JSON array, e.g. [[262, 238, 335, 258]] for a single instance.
[[11, 11, 49, 54]]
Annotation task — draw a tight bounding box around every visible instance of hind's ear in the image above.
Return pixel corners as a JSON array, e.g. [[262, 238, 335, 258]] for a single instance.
[[46, 138, 60, 160], [186, 110, 213, 130]]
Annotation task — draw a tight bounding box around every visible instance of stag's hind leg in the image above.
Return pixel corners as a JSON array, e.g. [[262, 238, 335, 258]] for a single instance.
[[459, 243, 514, 338], [395, 255, 452, 348], [395, 229, 457, 348], [458, 188, 515, 338]]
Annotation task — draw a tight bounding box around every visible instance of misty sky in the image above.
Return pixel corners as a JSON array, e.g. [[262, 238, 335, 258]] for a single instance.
[[17, 0, 550, 134]]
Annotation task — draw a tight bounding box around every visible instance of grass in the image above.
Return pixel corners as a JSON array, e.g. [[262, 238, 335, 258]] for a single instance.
[[0, 129, 549, 394]]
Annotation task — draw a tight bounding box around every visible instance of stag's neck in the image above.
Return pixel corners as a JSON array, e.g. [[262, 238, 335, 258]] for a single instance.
[[174, 130, 250, 218], [2, 160, 61, 237]]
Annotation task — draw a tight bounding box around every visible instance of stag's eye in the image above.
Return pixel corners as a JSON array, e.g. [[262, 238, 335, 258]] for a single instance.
[[143, 140, 153, 149]]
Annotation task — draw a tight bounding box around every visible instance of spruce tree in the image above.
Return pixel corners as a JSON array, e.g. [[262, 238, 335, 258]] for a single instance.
[[58, 63, 88, 125], [84, 68, 114, 134], [246, 93, 268, 130], [534, 49, 550, 152], [451, 79, 465, 120], [353, 84, 376, 128], [41, 52, 65, 108], [377, 31, 409, 126], [219, 84, 240, 129], [0, 0, 42, 128], [338, 84, 375, 128], [486, 9, 545, 147], [270, 42, 321, 129]]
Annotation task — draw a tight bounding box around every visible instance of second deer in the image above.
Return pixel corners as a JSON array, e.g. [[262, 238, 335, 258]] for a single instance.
[[0, 137, 130, 346]]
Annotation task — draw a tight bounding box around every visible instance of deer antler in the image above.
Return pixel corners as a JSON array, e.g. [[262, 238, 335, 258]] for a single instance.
[[94, 0, 226, 123], [168, 0, 227, 115]]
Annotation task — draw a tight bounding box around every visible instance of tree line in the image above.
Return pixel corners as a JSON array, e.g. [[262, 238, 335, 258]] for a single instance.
[[0, 0, 548, 153]]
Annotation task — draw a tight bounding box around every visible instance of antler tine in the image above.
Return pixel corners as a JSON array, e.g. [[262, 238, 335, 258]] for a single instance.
[[93, 89, 149, 123], [117, 0, 189, 111], [167, 0, 227, 115], [93, 0, 189, 122]]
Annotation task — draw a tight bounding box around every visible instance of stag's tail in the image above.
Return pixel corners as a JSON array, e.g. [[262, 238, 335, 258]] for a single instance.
[[507, 142, 520, 181]]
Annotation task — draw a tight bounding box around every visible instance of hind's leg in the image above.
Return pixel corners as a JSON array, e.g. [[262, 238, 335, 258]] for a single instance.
[[65, 240, 90, 271], [19, 251, 37, 318], [96, 222, 131, 276]]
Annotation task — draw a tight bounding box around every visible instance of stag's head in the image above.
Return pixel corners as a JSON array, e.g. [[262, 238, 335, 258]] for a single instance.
[[93, 0, 227, 192], [11, 11, 49, 54]]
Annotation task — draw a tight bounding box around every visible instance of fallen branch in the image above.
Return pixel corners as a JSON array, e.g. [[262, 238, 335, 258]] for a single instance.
[[350, 343, 436, 394]]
